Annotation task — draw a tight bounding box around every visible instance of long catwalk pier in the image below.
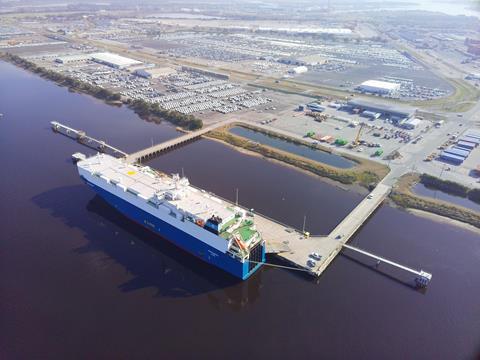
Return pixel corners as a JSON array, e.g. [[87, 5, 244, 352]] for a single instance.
[[342, 244, 432, 286], [51, 120, 432, 286], [51, 121, 127, 157], [125, 119, 234, 163]]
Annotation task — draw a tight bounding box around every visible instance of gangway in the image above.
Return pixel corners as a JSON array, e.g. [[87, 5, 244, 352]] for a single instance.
[[342, 244, 432, 287]]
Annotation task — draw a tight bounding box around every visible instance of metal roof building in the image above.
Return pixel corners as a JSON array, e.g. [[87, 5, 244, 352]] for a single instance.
[[55, 54, 92, 64], [465, 131, 480, 140], [347, 99, 416, 120], [91, 52, 142, 69], [444, 147, 470, 158], [440, 152, 464, 164], [134, 67, 176, 79], [459, 136, 479, 145], [457, 141, 476, 150], [357, 80, 401, 95]]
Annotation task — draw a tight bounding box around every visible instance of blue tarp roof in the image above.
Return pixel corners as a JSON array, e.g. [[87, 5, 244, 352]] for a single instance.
[[440, 152, 464, 163], [463, 135, 480, 143], [444, 147, 469, 158], [465, 132, 480, 140]]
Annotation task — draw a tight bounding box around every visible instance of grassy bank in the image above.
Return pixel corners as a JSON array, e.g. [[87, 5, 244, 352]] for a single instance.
[[207, 124, 389, 187], [390, 173, 480, 229], [0, 52, 203, 130]]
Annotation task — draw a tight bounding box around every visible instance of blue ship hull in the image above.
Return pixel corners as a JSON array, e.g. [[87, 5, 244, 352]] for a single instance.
[[82, 177, 265, 280]]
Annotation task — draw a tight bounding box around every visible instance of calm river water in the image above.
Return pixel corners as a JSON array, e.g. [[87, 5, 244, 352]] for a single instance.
[[1, 61, 480, 360]]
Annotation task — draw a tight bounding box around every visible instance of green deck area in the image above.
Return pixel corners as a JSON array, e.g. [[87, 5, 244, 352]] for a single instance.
[[219, 218, 258, 243], [237, 221, 256, 242]]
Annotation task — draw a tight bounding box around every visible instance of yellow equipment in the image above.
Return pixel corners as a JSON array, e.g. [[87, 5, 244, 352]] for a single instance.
[[353, 123, 366, 146]]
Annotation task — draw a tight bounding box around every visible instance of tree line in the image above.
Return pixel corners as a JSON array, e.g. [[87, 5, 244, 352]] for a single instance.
[[1, 53, 121, 102], [126, 99, 203, 130], [1, 52, 203, 130]]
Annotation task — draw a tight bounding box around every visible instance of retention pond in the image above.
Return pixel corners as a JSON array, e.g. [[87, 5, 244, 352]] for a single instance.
[[229, 125, 356, 169]]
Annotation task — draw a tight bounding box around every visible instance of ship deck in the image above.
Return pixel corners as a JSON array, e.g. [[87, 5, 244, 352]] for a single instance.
[[78, 154, 235, 222]]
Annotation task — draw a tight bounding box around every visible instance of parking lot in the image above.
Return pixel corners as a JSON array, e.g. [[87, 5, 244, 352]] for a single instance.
[[29, 52, 277, 117]]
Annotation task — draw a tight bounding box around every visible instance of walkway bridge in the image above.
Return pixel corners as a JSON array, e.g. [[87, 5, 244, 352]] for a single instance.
[[125, 119, 234, 163]]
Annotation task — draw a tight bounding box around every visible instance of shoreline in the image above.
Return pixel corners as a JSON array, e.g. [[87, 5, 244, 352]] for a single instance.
[[0, 53, 203, 130], [390, 173, 480, 230], [407, 209, 480, 235]]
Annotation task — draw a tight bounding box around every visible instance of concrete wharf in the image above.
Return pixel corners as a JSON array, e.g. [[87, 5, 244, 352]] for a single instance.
[[266, 183, 392, 277]]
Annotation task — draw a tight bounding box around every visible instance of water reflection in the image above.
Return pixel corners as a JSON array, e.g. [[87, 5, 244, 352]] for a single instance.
[[32, 185, 264, 305], [413, 183, 480, 212], [341, 253, 423, 291]]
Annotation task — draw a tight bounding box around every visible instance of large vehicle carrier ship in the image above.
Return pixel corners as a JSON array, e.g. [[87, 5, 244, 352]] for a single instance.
[[77, 153, 265, 279]]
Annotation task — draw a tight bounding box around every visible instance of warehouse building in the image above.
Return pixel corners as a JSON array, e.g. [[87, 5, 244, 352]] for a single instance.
[[134, 67, 176, 79], [91, 52, 142, 69], [440, 152, 464, 164], [55, 54, 92, 64], [306, 102, 325, 112], [288, 66, 308, 74], [444, 147, 470, 158], [346, 99, 416, 122], [357, 80, 401, 96], [402, 118, 422, 129], [457, 141, 477, 150]]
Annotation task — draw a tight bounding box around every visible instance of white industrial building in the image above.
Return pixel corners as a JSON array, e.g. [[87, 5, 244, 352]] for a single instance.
[[55, 52, 142, 69], [288, 66, 308, 75], [134, 67, 176, 79], [357, 80, 400, 96], [55, 54, 92, 64], [402, 118, 422, 129], [91, 52, 142, 69], [466, 73, 480, 81]]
